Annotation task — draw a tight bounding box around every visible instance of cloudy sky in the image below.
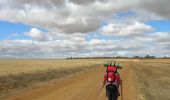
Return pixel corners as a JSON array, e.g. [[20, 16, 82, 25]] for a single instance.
[[0, 0, 170, 58]]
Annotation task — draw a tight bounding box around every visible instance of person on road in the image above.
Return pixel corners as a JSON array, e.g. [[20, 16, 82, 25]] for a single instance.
[[103, 62, 122, 99]]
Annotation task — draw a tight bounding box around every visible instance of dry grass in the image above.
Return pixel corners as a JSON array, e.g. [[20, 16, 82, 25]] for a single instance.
[[0, 59, 106, 76], [0, 59, 107, 96], [0, 59, 125, 97], [133, 60, 170, 100], [0, 65, 96, 96], [0, 59, 115, 96], [1, 58, 169, 99], [138, 58, 170, 63]]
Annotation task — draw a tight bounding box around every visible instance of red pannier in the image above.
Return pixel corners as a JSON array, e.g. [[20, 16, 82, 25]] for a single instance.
[[104, 66, 117, 83]]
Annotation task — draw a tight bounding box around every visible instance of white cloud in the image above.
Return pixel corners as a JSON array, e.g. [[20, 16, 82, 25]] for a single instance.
[[0, 37, 140, 58], [0, 0, 169, 34], [69, 0, 96, 5], [138, 0, 170, 19], [0, 31, 170, 58], [151, 32, 170, 43], [0, 0, 170, 58], [131, 32, 170, 56], [135, 32, 170, 43], [121, 22, 154, 36], [25, 28, 48, 41], [101, 21, 154, 36]]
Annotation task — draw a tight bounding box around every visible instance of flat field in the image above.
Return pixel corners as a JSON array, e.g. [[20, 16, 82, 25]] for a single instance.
[[0, 59, 170, 100], [133, 59, 170, 100], [0, 59, 106, 76]]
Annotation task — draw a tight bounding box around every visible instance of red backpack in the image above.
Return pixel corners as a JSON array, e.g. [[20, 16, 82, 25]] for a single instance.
[[106, 65, 117, 83]]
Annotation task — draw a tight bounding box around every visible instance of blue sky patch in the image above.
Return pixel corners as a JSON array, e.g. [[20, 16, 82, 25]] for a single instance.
[[0, 20, 48, 40], [0, 21, 32, 34], [146, 20, 170, 32]]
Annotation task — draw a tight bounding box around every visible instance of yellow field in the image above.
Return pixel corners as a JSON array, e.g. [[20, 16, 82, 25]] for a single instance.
[[0, 59, 106, 76], [0, 58, 169, 76], [132, 59, 170, 100], [0, 58, 170, 100]]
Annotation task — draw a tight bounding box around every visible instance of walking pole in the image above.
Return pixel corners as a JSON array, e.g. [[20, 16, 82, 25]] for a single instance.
[[120, 80, 123, 100], [97, 81, 106, 95]]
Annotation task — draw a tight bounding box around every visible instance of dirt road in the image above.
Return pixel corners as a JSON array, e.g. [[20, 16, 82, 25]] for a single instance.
[[2, 62, 138, 100]]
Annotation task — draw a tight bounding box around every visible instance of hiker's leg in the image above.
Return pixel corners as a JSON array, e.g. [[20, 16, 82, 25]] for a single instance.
[[106, 84, 113, 100], [106, 86, 108, 96], [108, 91, 112, 100], [106, 85, 110, 99], [109, 94, 112, 100], [117, 86, 120, 96]]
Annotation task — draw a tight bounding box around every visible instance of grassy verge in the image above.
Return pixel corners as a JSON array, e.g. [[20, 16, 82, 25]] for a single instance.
[[0, 65, 97, 97], [133, 62, 170, 100]]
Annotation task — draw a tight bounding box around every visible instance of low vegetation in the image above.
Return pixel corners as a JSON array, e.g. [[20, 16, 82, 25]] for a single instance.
[[133, 62, 170, 100], [1, 59, 169, 99], [0, 59, 105, 96], [0, 65, 98, 96], [0, 59, 106, 76]]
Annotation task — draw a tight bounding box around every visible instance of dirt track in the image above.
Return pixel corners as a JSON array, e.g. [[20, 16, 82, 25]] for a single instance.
[[1, 62, 137, 100]]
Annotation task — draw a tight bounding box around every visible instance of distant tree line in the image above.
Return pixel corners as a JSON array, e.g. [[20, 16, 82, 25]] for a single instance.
[[66, 56, 145, 59], [133, 55, 156, 59], [65, 56, 128, 60], [65, 55, 170, 60]]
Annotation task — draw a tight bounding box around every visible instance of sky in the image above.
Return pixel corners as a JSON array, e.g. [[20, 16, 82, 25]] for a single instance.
[[0, 0, 170, 58]]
